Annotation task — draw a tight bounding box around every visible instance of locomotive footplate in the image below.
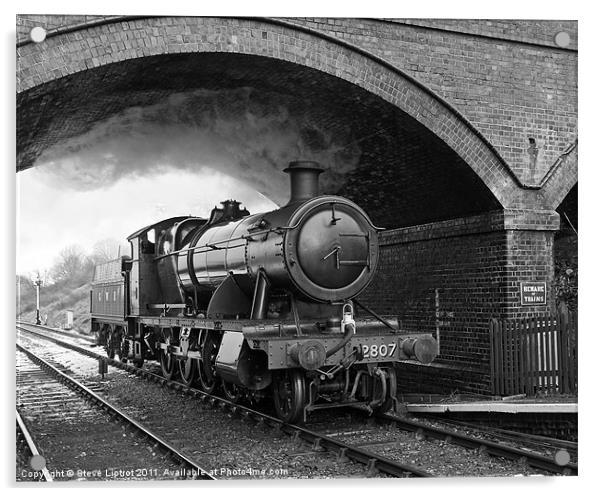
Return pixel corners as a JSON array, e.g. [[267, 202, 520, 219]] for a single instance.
[[146, 315, 438, 370], [261, 333, 437, 370]]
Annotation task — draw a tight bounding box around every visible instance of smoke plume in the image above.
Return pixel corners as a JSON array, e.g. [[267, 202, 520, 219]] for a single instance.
[[34, 87, 362, 205]]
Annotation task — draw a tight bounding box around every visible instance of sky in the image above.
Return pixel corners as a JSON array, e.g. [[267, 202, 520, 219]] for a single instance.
[[16, 165, 276, 277]]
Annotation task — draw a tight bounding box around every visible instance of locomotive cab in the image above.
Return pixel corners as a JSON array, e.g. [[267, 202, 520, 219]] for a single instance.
[[127, 216, 191, 316]]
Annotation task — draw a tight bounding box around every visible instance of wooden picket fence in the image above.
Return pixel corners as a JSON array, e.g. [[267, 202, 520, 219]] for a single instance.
[[489, 313, 577, 396]]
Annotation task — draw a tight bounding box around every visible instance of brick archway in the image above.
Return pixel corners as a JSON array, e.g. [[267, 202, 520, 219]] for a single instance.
[[16, 16, 577, 396], [17, 16, 520, 208]]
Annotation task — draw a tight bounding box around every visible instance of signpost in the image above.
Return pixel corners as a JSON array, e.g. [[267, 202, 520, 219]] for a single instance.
[[520, 282, 547, 306], [34, 274, 43, 324]]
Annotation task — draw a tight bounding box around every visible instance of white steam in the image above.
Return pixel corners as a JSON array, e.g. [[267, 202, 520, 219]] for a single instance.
[[34, 87, 362, 205]]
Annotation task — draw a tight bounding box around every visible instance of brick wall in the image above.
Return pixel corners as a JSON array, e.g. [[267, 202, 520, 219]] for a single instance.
[[286, 17, 577, 186], [385, 19, 578, 49], [505, 230, 555, 318], [363, 213, 507, 368], [16, 15, 107, 40], [337, 124, 501, 228], [395, 362, 489, 395], [16, 16, 577, 49], [361, 209, 559, 394]]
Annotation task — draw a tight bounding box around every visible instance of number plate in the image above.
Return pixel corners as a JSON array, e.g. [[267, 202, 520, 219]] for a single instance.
[[349, 336, 398, 362], [265, 335, 402, 369], [361, 342, 397, 359]]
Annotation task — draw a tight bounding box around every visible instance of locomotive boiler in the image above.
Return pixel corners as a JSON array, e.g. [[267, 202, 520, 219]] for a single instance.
[[90, 161, 438, 423]]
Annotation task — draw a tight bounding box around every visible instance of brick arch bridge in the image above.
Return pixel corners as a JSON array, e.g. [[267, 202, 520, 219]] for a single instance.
[[16, 16, 578, 394]]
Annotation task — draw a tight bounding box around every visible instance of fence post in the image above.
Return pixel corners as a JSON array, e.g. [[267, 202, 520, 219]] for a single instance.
[[531, 316, 540, 394], [527, 316, 535, 395], [574, 312, 578, 392], [566, 311, 577, 394], [506, 320, 517, 395], [500, 319, 505, 395], [490, 319, 498, 395], [559, 311, 568, 393], [518, 318, 526, 394]]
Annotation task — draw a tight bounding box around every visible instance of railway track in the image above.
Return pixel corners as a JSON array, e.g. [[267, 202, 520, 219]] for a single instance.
[[17, 321, 577, 477], [17, 321, 95, 343], [373, 413, 577, 476], [406, 416, 578, 465], [17, 322, 432, 478], [16, 410, 53, 482], [305, 408, 575, 477], [16, 342, 215, 481]]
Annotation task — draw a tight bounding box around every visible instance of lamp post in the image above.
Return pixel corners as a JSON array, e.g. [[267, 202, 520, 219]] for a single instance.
[[34, 274, 43, 325]]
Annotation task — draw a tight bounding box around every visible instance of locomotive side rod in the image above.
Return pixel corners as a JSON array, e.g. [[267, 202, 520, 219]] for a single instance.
[[17, 323, 433, 478]]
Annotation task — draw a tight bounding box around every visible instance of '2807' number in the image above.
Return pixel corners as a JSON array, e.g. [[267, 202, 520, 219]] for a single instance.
[[362, 343, 397, 359]]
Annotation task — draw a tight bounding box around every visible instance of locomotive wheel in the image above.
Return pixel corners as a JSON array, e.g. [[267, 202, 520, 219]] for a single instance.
[[272, 369, 307, 424], [197, 333, 219, 394], [197, 361, 217, 394], [178, 357, 197, 387], [119, 334, 129, 363], [104, 330, 115, 359], [160, 348, 176, 380], [222, 380, 242, 403]]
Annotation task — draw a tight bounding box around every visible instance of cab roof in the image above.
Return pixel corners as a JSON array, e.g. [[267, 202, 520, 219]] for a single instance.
[[126, 216, 194, 241]]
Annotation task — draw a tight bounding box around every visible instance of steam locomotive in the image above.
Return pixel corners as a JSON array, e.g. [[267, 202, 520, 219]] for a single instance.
[[90, 161, 438, 423]]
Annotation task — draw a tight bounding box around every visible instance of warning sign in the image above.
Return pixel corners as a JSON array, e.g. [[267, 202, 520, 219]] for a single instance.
[[520, 282, 547, 305]]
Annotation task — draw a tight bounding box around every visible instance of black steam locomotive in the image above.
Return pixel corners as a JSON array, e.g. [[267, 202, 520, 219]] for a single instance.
[[91, 161, 437, 423]]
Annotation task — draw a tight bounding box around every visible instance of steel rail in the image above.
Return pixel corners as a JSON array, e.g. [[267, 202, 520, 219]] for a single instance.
[[17, 321, 95, 343], [17, 324, 432, 478], [275, 422, 432, 478], [16, 342, 216, 480], [422, 416, 578, 453], [376, 412, 577, 476], [16, 410, 54, 482]]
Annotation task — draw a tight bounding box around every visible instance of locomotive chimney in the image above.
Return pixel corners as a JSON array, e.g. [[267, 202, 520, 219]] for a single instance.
[[283, 161, 324, 205]]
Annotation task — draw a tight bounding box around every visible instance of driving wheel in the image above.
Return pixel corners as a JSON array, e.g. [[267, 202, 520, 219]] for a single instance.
[[197, 331, 219, 394], [178, 357, 197, 386], [272, 369, 307, 424], [160, 345, 176, 380]]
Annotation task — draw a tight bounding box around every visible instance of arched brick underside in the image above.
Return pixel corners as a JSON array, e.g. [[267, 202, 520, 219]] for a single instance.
[[556, 183, 577, 234], [539, 144, 578, 210], [17, 16, 518, 210], [553, 183, 577, 314], [18, 52, 501, 229]]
